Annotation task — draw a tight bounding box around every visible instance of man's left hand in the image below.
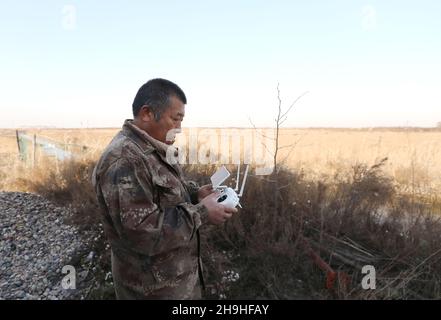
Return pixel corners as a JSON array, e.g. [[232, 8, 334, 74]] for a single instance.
[[198, 184, 214, 202]]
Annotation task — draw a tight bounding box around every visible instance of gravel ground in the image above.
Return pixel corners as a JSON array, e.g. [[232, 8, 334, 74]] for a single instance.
[[0, 192, 98, 300]]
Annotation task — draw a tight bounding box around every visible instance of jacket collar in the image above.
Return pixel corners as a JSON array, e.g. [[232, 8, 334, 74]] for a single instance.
[[122, 119, 180, 165]]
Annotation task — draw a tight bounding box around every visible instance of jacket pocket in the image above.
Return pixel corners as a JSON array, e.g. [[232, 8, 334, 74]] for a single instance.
[[152, 175, 184, 205]]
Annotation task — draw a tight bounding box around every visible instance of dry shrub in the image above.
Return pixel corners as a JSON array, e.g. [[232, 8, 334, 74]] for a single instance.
[[185, 160, 441, 300], [7, 155, 441, 300], [10, 156, 101, 229], [184, 164, 329, 299]]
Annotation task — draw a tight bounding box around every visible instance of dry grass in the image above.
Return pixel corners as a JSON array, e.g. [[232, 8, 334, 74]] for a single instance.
[[3, 127, 441, 192], [2, 127, 441, 299], [186, 161, 441, 299]]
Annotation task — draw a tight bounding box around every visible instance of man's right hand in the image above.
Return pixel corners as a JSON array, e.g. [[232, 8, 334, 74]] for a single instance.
[[200, 192, 238, 225]]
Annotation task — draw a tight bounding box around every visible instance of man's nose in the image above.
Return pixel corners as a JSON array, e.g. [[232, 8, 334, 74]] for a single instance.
[[175, 121, 182, 129]]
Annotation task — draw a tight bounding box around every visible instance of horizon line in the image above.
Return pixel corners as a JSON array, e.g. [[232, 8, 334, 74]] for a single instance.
[[2, 126, 441, 130]]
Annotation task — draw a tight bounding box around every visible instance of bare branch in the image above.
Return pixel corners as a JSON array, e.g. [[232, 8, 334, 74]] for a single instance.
[[279, 117, 289, 126], [247, 116, 276, 158], [259, 140, 275, 158], [279, 91, 309, 121], [274, 83, 282, 172], [276, 83, 282, 121], [248, 117, 277, 141], [280, 134, 306, 166], [278, 143, 298, 150]]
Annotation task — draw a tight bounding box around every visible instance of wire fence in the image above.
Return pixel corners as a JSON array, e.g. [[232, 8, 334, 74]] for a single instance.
[[15, 130, 89, 166]]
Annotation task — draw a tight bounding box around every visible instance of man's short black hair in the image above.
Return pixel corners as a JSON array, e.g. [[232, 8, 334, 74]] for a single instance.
[[132, 78, 187, 120]]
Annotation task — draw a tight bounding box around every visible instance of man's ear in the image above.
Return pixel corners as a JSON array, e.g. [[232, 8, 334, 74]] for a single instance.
[[139, 105, 155, 122]]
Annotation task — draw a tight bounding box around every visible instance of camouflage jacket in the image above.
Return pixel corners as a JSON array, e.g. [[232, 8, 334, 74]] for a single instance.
[[92, 119, 209, 299]]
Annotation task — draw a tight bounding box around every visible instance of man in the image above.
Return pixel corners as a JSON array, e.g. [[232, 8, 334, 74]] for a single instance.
[[92, 78, 237, 299]]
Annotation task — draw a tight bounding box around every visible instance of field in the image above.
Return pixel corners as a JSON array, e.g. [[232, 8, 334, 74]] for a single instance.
[[2, 127, 441, 193]]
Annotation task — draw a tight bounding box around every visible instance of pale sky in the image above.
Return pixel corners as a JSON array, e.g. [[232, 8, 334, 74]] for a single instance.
[[1, 1, 440, 128]]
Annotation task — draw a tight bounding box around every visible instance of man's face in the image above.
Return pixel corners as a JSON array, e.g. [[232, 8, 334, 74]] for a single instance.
[[145, 95, 185, 145]]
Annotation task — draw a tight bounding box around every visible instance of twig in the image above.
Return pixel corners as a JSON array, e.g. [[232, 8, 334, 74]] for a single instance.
[[279, 91, 309, 121], [248, 117, 277, 141]]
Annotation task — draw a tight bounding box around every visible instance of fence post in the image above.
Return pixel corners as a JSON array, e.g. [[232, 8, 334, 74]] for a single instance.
[[16, 130, 21, 158], [33, 134, 37, 167]]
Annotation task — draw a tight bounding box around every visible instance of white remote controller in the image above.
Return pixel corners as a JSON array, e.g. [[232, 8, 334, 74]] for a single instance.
[[216, 186, 240, 208], [210, 165, 249, 209]]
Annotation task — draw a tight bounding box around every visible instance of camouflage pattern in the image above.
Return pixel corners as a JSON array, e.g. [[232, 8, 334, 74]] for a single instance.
[[92, 119, 208, 299]]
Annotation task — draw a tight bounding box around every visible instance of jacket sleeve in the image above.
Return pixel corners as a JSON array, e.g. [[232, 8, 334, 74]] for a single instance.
[[99, 157, 208, 256]]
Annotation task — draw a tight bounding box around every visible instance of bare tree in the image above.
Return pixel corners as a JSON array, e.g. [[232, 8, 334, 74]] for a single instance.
[[249, 84, 308, 212], [249, 84, 308, 174], [273, 84, 308, 173]]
